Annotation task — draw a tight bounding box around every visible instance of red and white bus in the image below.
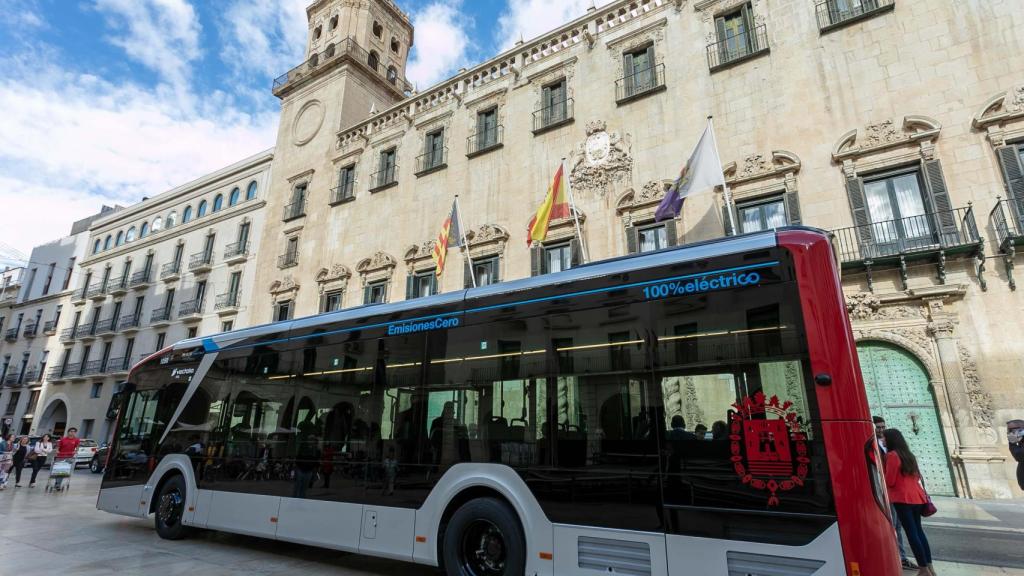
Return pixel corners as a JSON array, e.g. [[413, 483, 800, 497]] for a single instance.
[[97, 228, 899, 576]]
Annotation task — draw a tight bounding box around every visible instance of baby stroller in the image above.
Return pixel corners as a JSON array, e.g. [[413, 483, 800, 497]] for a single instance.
[[45, 458, 74, 493]]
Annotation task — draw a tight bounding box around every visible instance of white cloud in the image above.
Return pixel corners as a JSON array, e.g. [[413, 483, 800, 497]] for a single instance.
[[496, 0, 613, 51], [93, 0, 202, 90], [406, 1, 473, 90], [218, 0, 308, 81]]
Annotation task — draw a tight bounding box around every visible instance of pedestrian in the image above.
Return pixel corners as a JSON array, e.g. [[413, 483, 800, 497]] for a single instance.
[[54, 428, 81, 490], [883, 428, 936, 576], [0, 433, 14, 489], [11, 436, 29, 487], [1008, 419, 1024, 492], [28, 434, 53, 488], [874, 415, 915, 569]]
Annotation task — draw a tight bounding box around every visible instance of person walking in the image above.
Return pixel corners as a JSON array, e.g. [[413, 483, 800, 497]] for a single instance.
[[0, 433, 14, 490], [11, 436, 29, 487], [883, 428, 936, 576], [1008, 420, 1024, 492], [54, 428, 80, 490], [28, 434, 53, 487], [874, 415, 915, 570]]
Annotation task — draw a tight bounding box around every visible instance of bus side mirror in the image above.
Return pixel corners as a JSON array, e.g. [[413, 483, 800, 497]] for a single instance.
[[814, 373, 832, 386]]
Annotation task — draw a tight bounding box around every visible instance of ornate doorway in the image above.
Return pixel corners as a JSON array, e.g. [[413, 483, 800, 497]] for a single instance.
[[857, 341, 956, 495]]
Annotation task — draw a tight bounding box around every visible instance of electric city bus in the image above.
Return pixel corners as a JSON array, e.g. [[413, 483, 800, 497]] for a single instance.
[[97, 228, 900, 576]]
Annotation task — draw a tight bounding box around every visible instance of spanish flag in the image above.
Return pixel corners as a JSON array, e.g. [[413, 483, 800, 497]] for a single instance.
[[527, 163, 570, 245], [432, 201, 461, 275]]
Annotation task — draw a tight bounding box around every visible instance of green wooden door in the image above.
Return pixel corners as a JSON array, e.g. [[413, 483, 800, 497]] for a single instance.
[[857, 342, 955, 495]]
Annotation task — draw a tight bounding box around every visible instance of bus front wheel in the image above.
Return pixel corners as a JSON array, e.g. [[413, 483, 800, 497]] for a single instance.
[[154, 474, 190, 540], [442, 498, 525, 576]]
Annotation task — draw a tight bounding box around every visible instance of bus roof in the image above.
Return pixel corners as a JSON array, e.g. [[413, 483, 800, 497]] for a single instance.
[[172, 228, 819, 354]]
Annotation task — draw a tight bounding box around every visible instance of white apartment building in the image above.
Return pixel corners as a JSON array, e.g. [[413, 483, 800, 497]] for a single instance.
[[40, 150, 273, 442]]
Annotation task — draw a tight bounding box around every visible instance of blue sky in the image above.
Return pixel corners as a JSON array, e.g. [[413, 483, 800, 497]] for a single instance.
[[0, 0, 607, 261]]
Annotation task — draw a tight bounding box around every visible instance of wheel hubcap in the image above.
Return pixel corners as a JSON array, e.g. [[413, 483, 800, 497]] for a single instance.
[[461, 520, 506, 576], [157, 488, 183, 527]]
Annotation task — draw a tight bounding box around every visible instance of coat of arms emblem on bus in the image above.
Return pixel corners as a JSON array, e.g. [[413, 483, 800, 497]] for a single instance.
[[730, 391, 809, 506]]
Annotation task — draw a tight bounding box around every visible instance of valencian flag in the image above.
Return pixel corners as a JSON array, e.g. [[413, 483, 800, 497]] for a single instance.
[[432, 201, 462, 275], [527, 163, 570, 245], [655, 120, 726, 222]]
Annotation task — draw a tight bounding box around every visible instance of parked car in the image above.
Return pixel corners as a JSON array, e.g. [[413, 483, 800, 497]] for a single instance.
[[74, 439, 99, 468], [90, 444, 109, 474]]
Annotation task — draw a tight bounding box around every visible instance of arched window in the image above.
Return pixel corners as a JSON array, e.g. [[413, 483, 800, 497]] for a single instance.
[[329, 15, 338, 30], [126, 226, 137, 242], [103, 235, 112, 250], [166, 211, 177, 228], [197, 200, 208, 217], [115, 231, 124, 246], [372, 21, 383, 38], [182, 206, 193, 223], [229, 187, 241, 206], [93, 239, 101, 254], [213, 194, 223, 212], [325, 43, 336, 58], [152, 216, 163, 232], [246, 181, 257, 200], [368, 50, 379, 71], [387, 66, 397, 84], [314, 25, 322, 40], [391, 37, 400, 53], [140, 222, 149, 238]]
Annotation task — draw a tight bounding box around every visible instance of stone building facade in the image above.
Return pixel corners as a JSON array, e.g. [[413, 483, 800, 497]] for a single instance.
[[252, 0, 1021, 498], [38, 150, 273, 442]]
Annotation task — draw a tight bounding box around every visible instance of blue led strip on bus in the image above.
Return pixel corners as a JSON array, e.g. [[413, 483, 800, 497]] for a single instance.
[[217, 260, 779, 352]]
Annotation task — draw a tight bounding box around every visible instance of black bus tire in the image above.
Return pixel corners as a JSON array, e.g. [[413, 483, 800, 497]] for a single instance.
[[154, 474, 190, 540], [442, 497, 525, 576]]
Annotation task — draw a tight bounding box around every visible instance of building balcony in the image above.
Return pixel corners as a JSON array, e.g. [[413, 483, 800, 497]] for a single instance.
[[80, 359, 103, 377], [22, 321, 37, 338], [60, 327, 76, 342], [129, 269, 152, 290], [615, 65, 667, 105], [22, 368, 38, 384], [832, 205, 983, 291], [283, 199, 306, 222], [86, 282, 107, 301], [178, 299, 204, 321], [706, 25, 770, 72], [532, 98, 575, 134], [108, 276, 128, 297], [215, 291, 241, 315], [467, 126, 504, 158], [224, 241, 250, 264], [369, 166, 398, 192], [415, 149, 447, 177], [103, 356, 130, 376], [60, 363, 81, 380], [330, 183, 355, 206], [991, 197, 1024, 290], [77, 323, 97, 341], [815, 0, 895, 33], [188, 251, 214, 274], [95, 317, 118, 336], [3, 372, 20, 387], [71, 287, 88, 305], [48, 365, 70, 382], [42, 320, 58, 336], [272, 37, 412, 98], [3, 328, 17, 342], [118, 313, 142, 333], [278, 250, 299, 269], [160, 261, 182, 282], [150, 306, 173, 327]]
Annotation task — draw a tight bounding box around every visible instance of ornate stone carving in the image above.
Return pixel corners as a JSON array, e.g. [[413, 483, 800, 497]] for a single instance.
[[570, 120, 632, 198], [926, 318, 957, 338], [972, 84, 1024, 146], [404, 241, 437, 263], [315, 264, 351, 284], [269, 275, 299, 295], [466, 224, 509, 245], [356, 251, 397, 275], [682, 377, 706, 428], [958, 344, 996, 438], [832, 116, 941, 161], [637, 180, 668, 203], [845, 292, 926, 321]]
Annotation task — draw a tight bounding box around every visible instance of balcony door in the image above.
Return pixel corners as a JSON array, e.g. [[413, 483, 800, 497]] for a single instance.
[[715, 3, 754, 63], [863, 171, 934, 255]]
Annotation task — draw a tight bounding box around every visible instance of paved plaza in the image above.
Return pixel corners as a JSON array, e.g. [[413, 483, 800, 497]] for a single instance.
[[0, 468, 1021, 576]]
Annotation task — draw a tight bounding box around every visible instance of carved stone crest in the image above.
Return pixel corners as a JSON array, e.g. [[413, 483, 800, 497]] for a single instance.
[[570, 120, 632, 198], [405, 241, 437, 262], [315, 264, 351, 284], [357, 251, 397, 274], [959, 344, 996, 438], [466, 224, 509, 246], [637, 180, 669, 204], [845, 292, 925, 322], [270, 275, 299, 296]]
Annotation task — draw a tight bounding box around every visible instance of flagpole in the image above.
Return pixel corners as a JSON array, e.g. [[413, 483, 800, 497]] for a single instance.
[[454, 194, 477, 288], [562, 157, 589, 264], [706, 116, 737, 233]]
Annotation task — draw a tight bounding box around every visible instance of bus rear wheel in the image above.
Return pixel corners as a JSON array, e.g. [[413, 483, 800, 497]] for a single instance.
[[154, 474, 189, 540], [443, 498, 525, 576]]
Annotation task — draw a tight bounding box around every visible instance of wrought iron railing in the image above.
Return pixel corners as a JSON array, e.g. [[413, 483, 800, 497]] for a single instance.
[[283, 199, 306, 221], [815, 0, 894, 31], [81, 360, 103, 376], [160, 261, 182, 279], [60, 327, 76, 341], [2, 372, 19, 386], [118, 314, 141, 331], [108, 276, 127, 292], [179, 299, 204, 317], [3, 328, 17, 342], [150, 306, 173, 323], [61, 363, 81, 378], [189, 251, 213, 271], [415, 148, 448, 175], [369, 165, 398, 191], [215, 291, 241, 311], [272, 38, 413, 94], [832, 206, 981, 264], [330, 183, 355, 204], [104, 357, 129, 373], [42, 320, 58, 335], [22, 321, 37, 337], [129, 269, 151, 287], [467, 126, 504, 157], [706, 24, 769, 70], [22, 368, 38, 383], [224, 241, 249, 259], [991, 198, 1024, 251], [615, 65, 667, 102], [86, 282, 106, 298], [95, 317, 117, 334], [48, 365, 67, 380], [75, 324, 95, 338], [533, 98, 574, 131], [278, 251, 299, 269]]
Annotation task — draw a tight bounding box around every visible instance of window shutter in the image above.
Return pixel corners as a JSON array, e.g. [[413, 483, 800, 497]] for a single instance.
[[722, 204, 737, 236], [664, 219, 679, 246], [845, 175, 874, 252], [785, 190, 803, 225], [363, 285, 371, 305], [530, 245, 544, 276], [996, 145, 1024, 223], [645, 45, 657, 85], [430, 273, 438, 296], [464, 259, 474, 289], [622, 52, 634, 95], [405, 274, 415, 299], [318, 292, 326, 313], [921, 159, 958, 242], [741, 3, 754, 50], [570, 238, 582, 267], [625, 225, 638, 253], [492, 257, 501, 283]]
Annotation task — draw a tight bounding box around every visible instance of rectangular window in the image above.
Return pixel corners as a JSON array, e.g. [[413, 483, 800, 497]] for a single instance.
[[544, 243, 572, 274], [5, 392, 20, 415], [203, 234, 215, 260], [376, 148, 397, 188], [173, 244, 184, 267], [81, 419, 94, 439], [124, 338, 135, 366], [335, 165, 356, 202], [156, 332, 166, 351], [622, 45, 657, 98], [275, 300, 294, 322], [638, 224, 668, 253], [228, 271, 241, 299], [187, 327, 198, 339], [90, 382, 102, 399], [237, 222, 251, 247], [422, 129, 446, 171], [61, 257, 75, 290], [476, 108, 498, 150], [862, 170, 931, 245], [541, 79, 568, 127], [714, 2, 760, 66], [26, 390, 40, 414], [365, 281, 387, 304], [221, 321, 233, 332], [321, 289, 344, 312], [737, 196, 788, 234], [409, 271, 436, 298], [42, 263, 56, 295], [195, 280, 207, 308], [472, 256, 500, 287], [164, 288, 175, 311]]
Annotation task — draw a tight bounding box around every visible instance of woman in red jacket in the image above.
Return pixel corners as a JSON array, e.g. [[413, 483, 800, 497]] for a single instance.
[[883, 429, 935, 576]]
